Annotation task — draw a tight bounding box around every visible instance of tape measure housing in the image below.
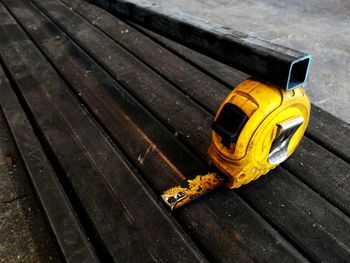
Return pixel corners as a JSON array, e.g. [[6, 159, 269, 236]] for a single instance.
[[208, 79, 310, 188]]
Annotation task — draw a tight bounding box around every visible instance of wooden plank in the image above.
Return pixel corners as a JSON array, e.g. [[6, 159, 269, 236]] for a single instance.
[[0, 64, 99, 263], [129, 21, 249, 88], [7, 0, 307, 261], [33, 0, 350, 261], [70, 0, 350, 222], [129, 20, 350, 164], [127, 17, 350, 219], [284, 137, 350, 216], [307, 105, 350, 163], [81, 3, 350, 219], [0, 3, 206, 262], [126, 11, 350, 219], [91, 0, 312, 91], [125, 27, 350, 260], [237, 169, 350, 263], [62, 0, 232, 114], [127, 20, 350, 261], [33, 0, 213, 157]]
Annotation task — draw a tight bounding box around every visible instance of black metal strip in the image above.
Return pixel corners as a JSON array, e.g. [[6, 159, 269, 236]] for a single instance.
[[89, 0, 311, 90]]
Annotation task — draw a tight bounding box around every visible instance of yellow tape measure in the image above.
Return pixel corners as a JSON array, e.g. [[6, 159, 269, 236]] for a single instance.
[[162, 79, 310, 209]]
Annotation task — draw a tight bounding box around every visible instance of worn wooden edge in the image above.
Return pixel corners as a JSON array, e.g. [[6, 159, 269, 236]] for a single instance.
[[29, 0, 350, 261], [16, 0, 310, 261], [0, 62, 99, 263], [0, 2, 208, 262]]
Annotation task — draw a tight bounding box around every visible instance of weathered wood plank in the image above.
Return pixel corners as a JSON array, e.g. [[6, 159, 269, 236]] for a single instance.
[[284, 137, 350, 216], [238, 170, 350, 263], [92, 0, 312, 91], [129, 16, 350, 219], [34, 0, 350, 261], [62, 0, 229, 114], [89, 0, 350, 218], [33, 0, 213, 157], [128, 20, 350, 261], [70, 0, 350, 221], [307, 105, 350, 163], [0, 3, 206, 262], [128, 10, 350, 219], [132, 16, 350, 221], [0, 64, 99, 263], [129, 20, 249, 88], [8, 0, 306, 261], [136, 27, 350, 259]]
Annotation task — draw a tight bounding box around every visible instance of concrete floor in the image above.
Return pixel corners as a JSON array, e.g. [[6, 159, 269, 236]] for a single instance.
[[0, 112, 61, 262], [153, 0, 350, 124]]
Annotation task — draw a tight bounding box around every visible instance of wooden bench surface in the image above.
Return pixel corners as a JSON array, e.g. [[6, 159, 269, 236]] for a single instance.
[[0, 0, 349, 262]]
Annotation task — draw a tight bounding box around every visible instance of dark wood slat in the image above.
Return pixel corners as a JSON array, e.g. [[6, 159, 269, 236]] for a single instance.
[[238, 170, 350, 263], [0, 64, 99, 263], [0, 3, 205, 262], [122, 5, 350, 221], [62, 0, 230, 114], [284, 137, 350, 216], [129, 20, 350, 164], [33, 0, 213, 157], [128, 20, 350, 261], [9, 0, 306, 261], [126, 13, 350, 220], [34, 0, 350, 261], [130, 24, 350, 258], [307, 105, 350, 163], [90, 0, 311, 91], [129, 21, 249, 88], [71, 0, 350, 223], [78, 0, 350, 218]]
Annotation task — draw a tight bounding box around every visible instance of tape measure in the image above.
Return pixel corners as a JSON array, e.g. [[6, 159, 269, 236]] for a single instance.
[[162, 79, 310, 210]]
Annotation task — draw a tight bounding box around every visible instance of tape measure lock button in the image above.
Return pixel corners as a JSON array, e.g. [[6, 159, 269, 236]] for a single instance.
[[211, 103, 248, 148]]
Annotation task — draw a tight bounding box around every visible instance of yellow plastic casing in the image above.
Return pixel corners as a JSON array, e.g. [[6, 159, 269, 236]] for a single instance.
[[207, 79, 310, 188]]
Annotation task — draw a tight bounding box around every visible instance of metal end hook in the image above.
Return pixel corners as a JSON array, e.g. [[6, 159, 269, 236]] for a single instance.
[[161, 190, 187, 211]]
